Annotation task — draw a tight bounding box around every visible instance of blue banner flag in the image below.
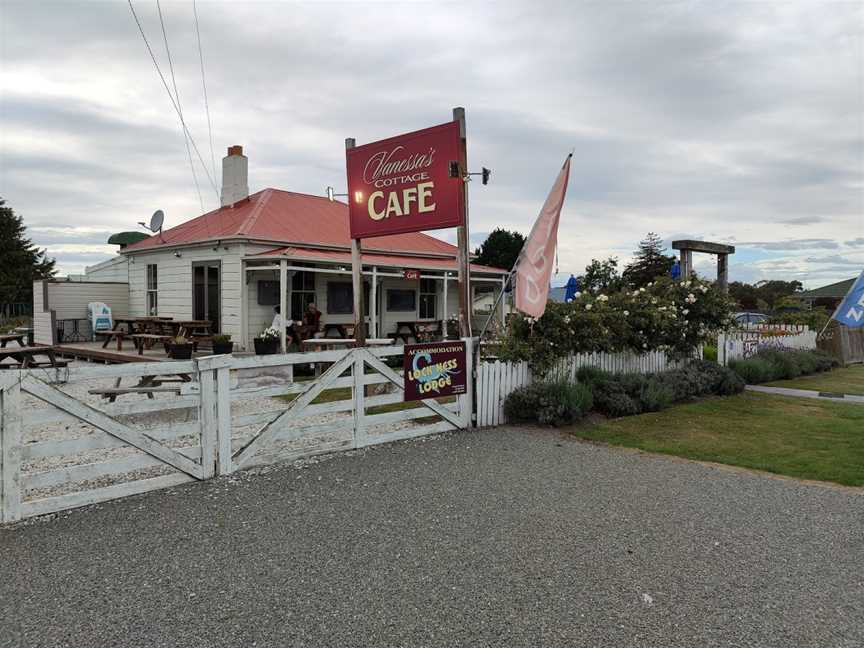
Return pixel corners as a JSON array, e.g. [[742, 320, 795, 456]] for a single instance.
[[833, 269, 864, 328]]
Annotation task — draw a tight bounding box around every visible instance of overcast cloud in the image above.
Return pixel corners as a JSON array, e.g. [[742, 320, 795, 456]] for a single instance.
[[1, 0, 862, 288]]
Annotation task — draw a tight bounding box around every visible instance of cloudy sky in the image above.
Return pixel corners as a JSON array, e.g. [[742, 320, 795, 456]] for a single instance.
[[1, 0, 862, 288]]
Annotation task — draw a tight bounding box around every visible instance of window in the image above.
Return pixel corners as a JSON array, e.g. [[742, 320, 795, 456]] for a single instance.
[[473, 285, 496, 313], [146, 264, 158, 315], [419, 278, 437, 319], [290, 269, 316, 320], [327, 282, 371, 315], [257, 280, 279, 306], [327, 283, 353, 314], [387, 289, 416, 312]]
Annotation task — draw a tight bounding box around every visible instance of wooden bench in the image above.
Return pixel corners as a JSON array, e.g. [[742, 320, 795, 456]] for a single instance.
[[95, 330, 128, 351], [0, 333, 26, 348], [88, 374, 191, 402], [0, 346, 67, 369], [130, 333, 172, 355]]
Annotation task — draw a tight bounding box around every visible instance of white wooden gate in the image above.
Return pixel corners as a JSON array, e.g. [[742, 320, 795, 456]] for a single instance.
[[1, 341, 473, 522], [227, 344, 473, 472]]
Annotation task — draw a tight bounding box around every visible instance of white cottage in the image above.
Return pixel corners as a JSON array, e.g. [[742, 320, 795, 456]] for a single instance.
[[80, 146, 508, 351]]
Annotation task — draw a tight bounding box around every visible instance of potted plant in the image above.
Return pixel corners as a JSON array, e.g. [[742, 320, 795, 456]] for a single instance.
[[211, 334, 233, 355], [254, 327, 280, 355], [169, 335, 194, 360]]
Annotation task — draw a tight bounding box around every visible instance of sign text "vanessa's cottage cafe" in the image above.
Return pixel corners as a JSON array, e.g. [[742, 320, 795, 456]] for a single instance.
[[346, 121, 464, 239]]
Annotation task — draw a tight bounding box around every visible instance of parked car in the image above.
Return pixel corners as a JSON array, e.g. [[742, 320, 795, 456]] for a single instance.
[[733, 312, 769, 326]]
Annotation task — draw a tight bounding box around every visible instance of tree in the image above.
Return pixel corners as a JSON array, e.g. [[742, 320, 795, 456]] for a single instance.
[[473, 228, 526, 271], [0, 198, 56, 304], [580, 257, 623, 293], [622, 232, 676, 288], [728, 280, 803, 312]]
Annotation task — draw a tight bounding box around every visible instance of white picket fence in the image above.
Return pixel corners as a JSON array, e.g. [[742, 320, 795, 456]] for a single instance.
[[476, 350, 683, 427], [717, 325, 816, 365], [0, 341, 473, 523]]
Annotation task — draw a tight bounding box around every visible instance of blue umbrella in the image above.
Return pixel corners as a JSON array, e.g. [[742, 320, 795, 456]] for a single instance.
[[564, 274, 580, 301]]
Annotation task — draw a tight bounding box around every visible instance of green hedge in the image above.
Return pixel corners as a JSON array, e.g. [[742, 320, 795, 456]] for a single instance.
[[729, 349, 838, 384], [503, 360, 745, 425]]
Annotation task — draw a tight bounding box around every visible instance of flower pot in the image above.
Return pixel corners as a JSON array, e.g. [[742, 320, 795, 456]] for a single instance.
[[212, 341, 233, 355], [170, 343, 194, 360], [254, 338, 279, 355]]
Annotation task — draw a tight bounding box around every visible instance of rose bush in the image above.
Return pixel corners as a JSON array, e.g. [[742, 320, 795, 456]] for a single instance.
[[499, 276, 735, 373]]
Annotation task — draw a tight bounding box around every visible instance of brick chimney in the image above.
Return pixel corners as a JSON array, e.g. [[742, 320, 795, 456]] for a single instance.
[[220, 145, 249, 207]]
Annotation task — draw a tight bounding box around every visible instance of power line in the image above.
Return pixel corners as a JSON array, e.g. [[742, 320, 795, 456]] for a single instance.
[[193, 0, 218, 192], [126, 0, 220, 201], [156, 0, 204, 215]]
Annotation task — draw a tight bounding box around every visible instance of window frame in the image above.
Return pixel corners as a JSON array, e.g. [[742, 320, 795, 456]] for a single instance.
[[419, 278, 437, 319], [386, 288, 417, 312], [146, 264, 158, 316]]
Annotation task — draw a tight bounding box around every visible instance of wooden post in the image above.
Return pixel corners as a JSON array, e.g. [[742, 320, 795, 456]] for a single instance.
[[680, 249, 693, 279], [500, 276, 507, 328], [279, 259, 288, 353], [442, 272, 449, 337], [353, 351, 366, 448], [0, 377, 22, 523], [347, 137, 366, 346], [195, 356, 222, 478], [717, 253, 728, 292], [453, 107, 471, 338], [371, 266, 378, 338], [463, 336, 474, 428]]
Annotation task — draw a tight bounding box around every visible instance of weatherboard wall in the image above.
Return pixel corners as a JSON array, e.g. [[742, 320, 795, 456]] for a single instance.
[[127, 245, 245, 343]]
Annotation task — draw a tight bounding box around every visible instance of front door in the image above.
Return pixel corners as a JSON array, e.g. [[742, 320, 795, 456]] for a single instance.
[[193, 261, 221, 332]]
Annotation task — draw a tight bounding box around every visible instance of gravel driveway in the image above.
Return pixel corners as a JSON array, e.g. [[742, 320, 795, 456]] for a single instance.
[[2, 426, 862, 647]]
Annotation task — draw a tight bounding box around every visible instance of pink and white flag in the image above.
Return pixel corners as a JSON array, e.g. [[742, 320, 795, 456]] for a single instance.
[[514, 155, 571, 318]]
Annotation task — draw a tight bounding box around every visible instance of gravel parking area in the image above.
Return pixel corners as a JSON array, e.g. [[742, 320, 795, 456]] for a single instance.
[[2, 426, 862, 647]]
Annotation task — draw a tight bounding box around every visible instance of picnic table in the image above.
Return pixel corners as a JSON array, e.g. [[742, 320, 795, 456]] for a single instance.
[[300, 338, 394, 375], [88, 372, 193, 402], [0, 346, 68, 369], [0, 333, 27, 348], [392, 321, 442, 344]]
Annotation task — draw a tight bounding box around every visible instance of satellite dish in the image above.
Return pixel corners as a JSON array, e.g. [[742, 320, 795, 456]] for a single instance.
[[149, 210, 164, 232]]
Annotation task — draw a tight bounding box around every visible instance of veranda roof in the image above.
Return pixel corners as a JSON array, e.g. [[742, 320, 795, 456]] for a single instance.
[[250, 246, 507, 275]]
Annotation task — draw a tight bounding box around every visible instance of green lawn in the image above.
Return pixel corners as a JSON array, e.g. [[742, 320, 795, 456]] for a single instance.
[[572, 392, 864, 487], [764, 364, 864, 396]]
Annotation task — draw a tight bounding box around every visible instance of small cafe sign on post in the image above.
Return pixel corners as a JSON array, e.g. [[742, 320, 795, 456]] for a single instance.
[[403, 341, 468, 402], [346, 121, 464, 239]]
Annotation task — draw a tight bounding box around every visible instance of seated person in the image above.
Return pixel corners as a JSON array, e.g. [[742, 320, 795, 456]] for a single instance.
[[299, 303, 322, 340], [271, 306, 297, 347]]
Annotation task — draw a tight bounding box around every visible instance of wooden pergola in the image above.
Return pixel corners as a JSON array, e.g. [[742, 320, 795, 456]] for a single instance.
[[671, 240, 735, 291]]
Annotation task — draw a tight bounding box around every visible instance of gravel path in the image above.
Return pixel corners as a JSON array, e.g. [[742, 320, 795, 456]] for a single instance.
[[2, 426, 862, 648]]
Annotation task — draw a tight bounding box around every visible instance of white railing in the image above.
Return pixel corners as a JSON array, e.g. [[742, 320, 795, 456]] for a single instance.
[[717, 325, 816, 365], [0, 341, 473, 523], [476, 350, 685, 428]]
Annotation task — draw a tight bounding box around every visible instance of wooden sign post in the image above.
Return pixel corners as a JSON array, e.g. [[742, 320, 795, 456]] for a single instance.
[[346, 137, 366, 346], [453, 107, 472, 338]]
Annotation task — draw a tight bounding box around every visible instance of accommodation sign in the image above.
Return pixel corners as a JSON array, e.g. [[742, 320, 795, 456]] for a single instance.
[[346, 121, 464, 239], [403, 341, 467, 402]]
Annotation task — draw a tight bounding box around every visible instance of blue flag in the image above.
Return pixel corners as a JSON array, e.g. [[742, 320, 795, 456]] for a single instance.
[[833, 269, 864, 328]]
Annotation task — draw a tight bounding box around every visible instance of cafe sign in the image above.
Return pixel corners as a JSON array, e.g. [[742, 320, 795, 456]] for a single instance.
[[403, 269, 421, 280], [346, 121, 464, 239], [403, 341, 467, 402]]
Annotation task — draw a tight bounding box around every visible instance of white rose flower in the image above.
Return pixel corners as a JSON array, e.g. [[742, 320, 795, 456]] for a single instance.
[[585, 303, 593, 310], [574, 291, 582, 298], [623, 310, 629, 316], [639, 287, 645, 293], [682, 309, 689, 315], [650, 298, 657, 305]]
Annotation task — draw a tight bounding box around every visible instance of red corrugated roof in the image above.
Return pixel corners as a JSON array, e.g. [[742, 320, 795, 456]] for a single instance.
[[252, 246, 507, 274], [124, 188, 463, 257]]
